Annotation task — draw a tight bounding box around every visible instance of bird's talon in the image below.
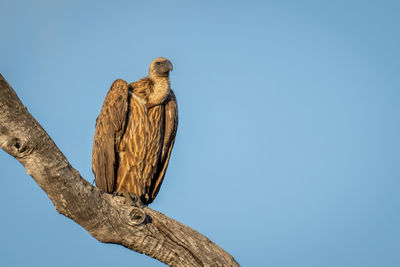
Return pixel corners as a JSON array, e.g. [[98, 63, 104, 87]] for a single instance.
[[121, 191, 144, 208]]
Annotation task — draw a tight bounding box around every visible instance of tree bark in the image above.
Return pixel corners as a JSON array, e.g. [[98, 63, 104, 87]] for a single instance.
[[0, 74, 239, 267]]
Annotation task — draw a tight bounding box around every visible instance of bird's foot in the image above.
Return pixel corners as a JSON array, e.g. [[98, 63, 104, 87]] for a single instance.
[[122, 191, 144, 208], [112, 191, 121, 198]]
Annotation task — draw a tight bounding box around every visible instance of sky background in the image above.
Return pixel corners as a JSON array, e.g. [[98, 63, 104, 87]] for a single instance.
[[1, 0, 400, 266]]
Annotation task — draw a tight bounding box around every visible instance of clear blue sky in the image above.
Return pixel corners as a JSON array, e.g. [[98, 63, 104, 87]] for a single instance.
[[1, 1, 399, 266]]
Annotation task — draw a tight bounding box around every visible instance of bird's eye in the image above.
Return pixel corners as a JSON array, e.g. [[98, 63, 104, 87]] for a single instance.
[[156, 62, 161, 65]]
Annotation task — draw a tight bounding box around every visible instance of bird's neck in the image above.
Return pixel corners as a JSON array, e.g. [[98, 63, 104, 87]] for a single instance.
[[147, 76, 170, 108]]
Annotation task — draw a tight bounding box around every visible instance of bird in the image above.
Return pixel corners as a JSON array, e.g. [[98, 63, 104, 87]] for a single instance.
[[92, 57, 178, 206]]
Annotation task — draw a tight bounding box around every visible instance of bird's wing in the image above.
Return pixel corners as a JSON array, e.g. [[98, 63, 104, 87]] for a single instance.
[[148, 90, 178, 203], [92, 79, 130, 193]]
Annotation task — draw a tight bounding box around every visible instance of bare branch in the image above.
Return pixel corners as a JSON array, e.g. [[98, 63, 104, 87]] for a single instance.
[[0, 74, 239, 267]]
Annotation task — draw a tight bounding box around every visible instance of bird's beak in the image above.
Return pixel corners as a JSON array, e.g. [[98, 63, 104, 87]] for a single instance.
[[167, 61, 173, 72]]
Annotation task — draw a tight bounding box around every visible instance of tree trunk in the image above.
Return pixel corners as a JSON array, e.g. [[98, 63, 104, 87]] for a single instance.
[[0, 73, 239, 267]]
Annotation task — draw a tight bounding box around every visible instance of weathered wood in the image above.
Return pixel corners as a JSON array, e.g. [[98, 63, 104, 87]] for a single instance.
[[0, 73, 239, 267]]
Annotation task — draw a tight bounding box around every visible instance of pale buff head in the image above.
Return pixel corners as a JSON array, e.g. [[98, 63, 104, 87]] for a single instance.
[[149, 57, 173, 80], [146, 57, 173, 107]]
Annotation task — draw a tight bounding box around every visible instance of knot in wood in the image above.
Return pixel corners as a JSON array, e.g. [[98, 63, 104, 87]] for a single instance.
[[128, 207, 146, 225], [9, 137, 31, 158]]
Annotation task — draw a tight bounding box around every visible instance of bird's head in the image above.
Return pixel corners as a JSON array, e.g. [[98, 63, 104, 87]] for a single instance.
[[149, 57, 173, 79]]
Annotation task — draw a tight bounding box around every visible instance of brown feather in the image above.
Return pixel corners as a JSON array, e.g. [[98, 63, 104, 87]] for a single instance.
[[148, 91, 178, 203], [92, 79, 130, 193], [130, 78, 152, 103]]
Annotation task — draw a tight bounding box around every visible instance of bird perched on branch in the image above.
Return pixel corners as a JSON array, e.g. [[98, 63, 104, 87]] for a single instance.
[[92, 57, 178, 206]]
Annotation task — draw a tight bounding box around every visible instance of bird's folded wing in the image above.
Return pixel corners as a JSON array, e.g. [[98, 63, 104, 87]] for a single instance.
[[92, 79, 130, 193], [149, 90, 178, 203]]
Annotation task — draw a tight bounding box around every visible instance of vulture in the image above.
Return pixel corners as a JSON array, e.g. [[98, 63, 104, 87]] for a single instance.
[[92, 57, 178, 205]]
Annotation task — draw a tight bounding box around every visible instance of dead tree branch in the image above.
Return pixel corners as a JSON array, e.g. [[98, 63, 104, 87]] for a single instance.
[[0, 73, 239, 267]]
